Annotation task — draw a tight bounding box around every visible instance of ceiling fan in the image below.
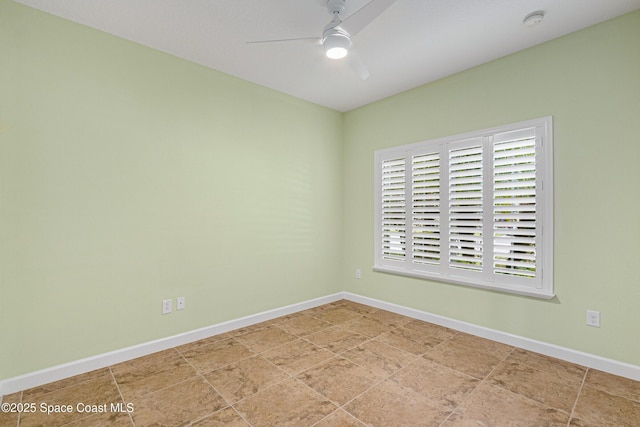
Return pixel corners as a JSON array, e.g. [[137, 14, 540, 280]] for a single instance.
[[247, 0, 398, 80]]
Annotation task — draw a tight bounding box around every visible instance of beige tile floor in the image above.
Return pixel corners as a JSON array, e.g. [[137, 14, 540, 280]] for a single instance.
[[2, 299, 640, 426]]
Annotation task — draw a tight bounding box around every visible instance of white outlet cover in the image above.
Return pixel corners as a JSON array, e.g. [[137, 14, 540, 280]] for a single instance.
[[586, 310, 600, 327], [177, 297, 185, 310], [162, 299, 172, 314]]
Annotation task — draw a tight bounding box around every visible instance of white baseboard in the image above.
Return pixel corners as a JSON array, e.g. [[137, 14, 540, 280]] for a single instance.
[[2, 291, 638, 399], [0, 293, 344, 397], [342, 292, 640, 381]]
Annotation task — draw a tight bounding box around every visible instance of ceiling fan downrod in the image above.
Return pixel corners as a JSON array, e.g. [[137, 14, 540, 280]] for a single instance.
[[327, 0, 346, 17]]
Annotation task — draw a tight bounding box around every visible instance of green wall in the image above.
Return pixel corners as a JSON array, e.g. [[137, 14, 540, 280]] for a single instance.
[[2, 0, 639, 382], [0, 1, 343, 380], [343, 11, 640, 365]]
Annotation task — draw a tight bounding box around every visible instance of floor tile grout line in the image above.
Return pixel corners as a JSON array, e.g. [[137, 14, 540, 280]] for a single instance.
[[310, 407, 365, 427], [293, 319, 381, 355], [483, 346, 591, 418], [229, 374, 293, 407], [338, 317, 430, 352], [189, 372, 251, 425], [296, 376, 344, 409], [174, 343, 271, 419], [338, 338, 426, 379], [19, 368, 114, 401], [575, 372, 640, 404], [112, 347, 206, 401], [204, 328, 335, 412], [197, 368, 234, 405], [18, 371, 128, 427], [112, 364, 213, 410], [259, 340, 341, 377], [15, 390, 23, 427], [437, 345, 518, 427], [107, 366, 137, 427], [297, 330, 346, 354], [479, 345, 515, 383], [478, 376, 577, 417], [224, 371, 313, 424], [333, 365, 393, 421], [177, 337, 260, 374], [469, 346, 580, 422], [304, 322, 416, 373], [175, 347, 201, 374], [371, 324, 466, 362], [336, 329, 429, 409], [566, 367, 589, 427], [228, 405, 255, 427], [597, 385, 640, 403], [110, 347, 184, 376], [436, 366, 485, 427], [231, 405, 255, 427], [196, 371, 255, 427]]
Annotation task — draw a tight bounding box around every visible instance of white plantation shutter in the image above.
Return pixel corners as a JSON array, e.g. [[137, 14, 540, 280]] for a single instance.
[[380, 157, 407, 262], [411, 152, 441, 267], [374, 117, 553, 298], [448, 141, 484, 273], [492, 128, 539, 284]]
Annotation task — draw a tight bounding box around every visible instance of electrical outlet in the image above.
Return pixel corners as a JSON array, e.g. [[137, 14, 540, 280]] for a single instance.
[[355, 269, 361, 279], [177, 296, 185, 310], [162, 299, 172, 315], [586, 310, 600, 327]]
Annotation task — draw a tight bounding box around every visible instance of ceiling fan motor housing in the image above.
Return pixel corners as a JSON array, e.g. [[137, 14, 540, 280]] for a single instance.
[[323, 27, 351, 58]]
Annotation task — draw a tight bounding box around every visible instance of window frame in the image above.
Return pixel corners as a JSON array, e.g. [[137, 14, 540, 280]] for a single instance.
[[373, 117, 554, 299]]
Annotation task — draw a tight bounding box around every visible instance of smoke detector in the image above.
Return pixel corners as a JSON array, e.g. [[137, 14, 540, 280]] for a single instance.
[[523, 11, 545, 27]]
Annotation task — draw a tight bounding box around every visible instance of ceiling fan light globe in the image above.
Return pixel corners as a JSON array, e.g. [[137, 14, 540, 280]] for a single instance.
[[327, 46, 348, 59], [323, 33, 351, 59]]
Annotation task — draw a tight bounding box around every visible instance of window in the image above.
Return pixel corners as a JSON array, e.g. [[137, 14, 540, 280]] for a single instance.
[[374, 117, 553, 298]]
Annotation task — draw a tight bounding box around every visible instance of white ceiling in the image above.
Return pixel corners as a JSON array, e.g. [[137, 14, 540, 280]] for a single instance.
[[14, 0, 640, 112]]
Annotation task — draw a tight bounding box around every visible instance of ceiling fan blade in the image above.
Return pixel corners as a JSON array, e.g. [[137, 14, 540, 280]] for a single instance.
[[246, 36, 319, 45], [348, 46, 370, 80], [340, 0, 397, 37]]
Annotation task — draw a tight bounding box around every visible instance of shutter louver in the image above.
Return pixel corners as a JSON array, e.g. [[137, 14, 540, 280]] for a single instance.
[[449, 144, 483, 271], [381, 158, 406, 262], [493, 131, 537, 279], [412, 153, 440, 265]]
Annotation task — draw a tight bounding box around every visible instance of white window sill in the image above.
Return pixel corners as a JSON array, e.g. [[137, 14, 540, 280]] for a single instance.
[[372, 265, 555, 300]]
